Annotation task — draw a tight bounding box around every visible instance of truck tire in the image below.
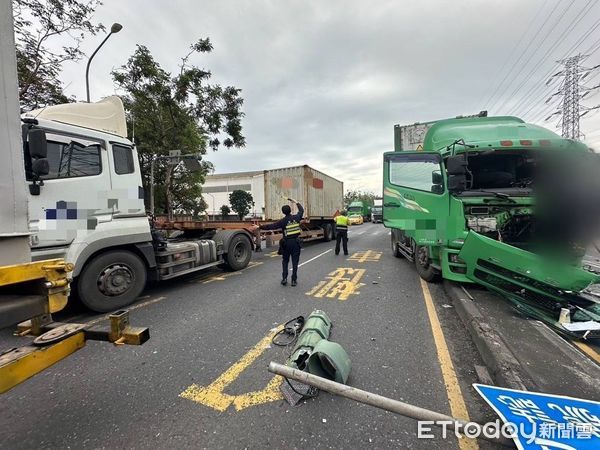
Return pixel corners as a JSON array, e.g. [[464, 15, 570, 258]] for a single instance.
[[391, 235, 402, 258], [77, 250, 147, 312], [224, 233, 252, 271], [322, 224, 333, 242], [415, 245, 441, 283]]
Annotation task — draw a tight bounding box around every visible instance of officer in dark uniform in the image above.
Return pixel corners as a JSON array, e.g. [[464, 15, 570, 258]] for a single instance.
[[256, 198, 304, 286]]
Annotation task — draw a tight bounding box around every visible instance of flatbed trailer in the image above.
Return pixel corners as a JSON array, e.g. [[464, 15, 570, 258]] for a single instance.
[[155, 218, 334, 245]]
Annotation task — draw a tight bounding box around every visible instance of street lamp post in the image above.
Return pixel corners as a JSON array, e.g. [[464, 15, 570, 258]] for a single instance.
[[85, 22, 123, 102]]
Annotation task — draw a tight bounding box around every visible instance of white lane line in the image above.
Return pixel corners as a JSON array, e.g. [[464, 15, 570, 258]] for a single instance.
[[84, 296, 168, 326], [299, 249, 332, 267]]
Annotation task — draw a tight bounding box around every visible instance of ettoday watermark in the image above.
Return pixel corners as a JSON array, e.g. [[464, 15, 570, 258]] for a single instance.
[[417, 419, 594, 444]]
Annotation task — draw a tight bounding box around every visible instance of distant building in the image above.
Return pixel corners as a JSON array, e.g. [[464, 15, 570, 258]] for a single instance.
[[202, 171, 265, 219]]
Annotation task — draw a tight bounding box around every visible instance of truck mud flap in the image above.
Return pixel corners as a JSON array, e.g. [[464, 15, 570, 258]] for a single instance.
[[458, 231, 600, 339]]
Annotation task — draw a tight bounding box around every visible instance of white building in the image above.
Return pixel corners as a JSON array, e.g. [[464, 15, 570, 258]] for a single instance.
[[202, 171, 265, 219]]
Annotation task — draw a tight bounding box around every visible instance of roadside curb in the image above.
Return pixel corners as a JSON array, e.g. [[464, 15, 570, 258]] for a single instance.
[[442, 280, 529, 390]]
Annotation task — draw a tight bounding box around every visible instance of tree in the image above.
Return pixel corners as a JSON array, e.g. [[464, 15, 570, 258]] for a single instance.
[[229, 190, 253, 220], [220, 204, 231, 219], [112, 40, 245, 218], [13, 0, 105, 111], [344, 189, 377, 207]]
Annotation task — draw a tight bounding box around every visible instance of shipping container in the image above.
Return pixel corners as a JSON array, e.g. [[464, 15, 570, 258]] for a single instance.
[[264, 165, 343, 221], [394, 111, 488, 151]]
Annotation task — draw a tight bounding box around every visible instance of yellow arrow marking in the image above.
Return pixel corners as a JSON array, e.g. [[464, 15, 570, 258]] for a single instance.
[[179, 325, 284, 412]]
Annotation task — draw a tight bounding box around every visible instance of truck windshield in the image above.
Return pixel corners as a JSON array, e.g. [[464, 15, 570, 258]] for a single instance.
[[457, 150, 536, 196], [372, 207, 382, 213], [348, 207, 362, 213]]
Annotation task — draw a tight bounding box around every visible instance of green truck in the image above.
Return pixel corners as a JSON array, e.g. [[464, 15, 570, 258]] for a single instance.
[[347, 201, 371, 222], [383, 113, 600, 338]]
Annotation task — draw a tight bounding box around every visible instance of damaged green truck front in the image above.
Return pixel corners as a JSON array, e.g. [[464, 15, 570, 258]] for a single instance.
[[383, 114, 600, 338]]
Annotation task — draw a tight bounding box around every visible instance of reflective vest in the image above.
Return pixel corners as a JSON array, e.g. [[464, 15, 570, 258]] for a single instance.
[[284, 220, 301, 238], [335, 215, 349, 231]]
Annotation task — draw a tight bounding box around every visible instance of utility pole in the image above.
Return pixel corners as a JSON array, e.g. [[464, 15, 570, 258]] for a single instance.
[[545, 54, 600, 140]]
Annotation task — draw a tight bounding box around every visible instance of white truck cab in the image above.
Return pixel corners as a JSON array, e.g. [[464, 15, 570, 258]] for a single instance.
[[22, 97, 253, 312]]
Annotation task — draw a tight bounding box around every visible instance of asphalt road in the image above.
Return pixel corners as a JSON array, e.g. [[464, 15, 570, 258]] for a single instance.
[[0, 223, 500, 449]]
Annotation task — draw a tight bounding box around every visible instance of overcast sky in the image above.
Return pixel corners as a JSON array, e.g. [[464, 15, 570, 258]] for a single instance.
[[57, 0, 600, 193]]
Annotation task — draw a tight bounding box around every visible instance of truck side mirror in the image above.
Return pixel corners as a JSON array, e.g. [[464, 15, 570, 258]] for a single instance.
[[448, 174, 467, 193], [32, 158, 49, 176], [28, 129, 47, 158], [446, 155, 467, 175], [431, 170, 444, 194], [27, 129, 49, 196], [446, 155, 469, 193]]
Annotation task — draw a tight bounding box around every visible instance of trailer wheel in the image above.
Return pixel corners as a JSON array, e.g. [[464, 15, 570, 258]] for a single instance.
[[77, 250, 147, 312], [224, 234, 252, 271], [415, 245, 440, 282], [322, 224, 333, 242]]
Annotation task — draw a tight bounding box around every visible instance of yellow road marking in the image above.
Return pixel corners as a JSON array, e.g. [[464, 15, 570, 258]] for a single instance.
[[574, 341, 600, 365], [419, 279, 478, 450], [84, 296, 167, 326], [179, 325, 284, 412], [232, 374, 284, 411], [306, 267, 366, 301], [347, 250, 382, 262], [267, 251, 279, 258], [202, 271, 242, 284]]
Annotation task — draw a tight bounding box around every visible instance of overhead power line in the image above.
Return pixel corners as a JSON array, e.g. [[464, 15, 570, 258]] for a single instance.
[[492, 0, 591, 114], [506, 0, 600, 117], [484, 0, 565, 110], [479, 0, 549, 107]]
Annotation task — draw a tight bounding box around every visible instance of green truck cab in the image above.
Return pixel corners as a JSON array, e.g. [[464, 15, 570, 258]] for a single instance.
[[347, 201, 371, 222], [383, 114, 600, 338]]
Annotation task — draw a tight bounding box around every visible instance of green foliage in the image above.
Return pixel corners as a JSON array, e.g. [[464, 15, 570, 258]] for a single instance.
[[229, 190, 253, 220], [220, 204, 231, 218], [112, 40, 245, 217], [344, 189, 376, 207], [13, 0, 105, 111]]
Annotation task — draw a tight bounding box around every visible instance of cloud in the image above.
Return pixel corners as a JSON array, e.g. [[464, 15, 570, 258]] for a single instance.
[[58, 0, 600, 192]]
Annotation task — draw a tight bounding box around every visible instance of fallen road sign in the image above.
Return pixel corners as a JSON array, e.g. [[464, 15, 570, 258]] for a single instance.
[[474, 384, 600, 449]]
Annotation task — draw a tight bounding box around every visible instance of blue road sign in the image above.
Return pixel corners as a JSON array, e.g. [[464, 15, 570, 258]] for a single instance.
[[474, 384, 600, 449]]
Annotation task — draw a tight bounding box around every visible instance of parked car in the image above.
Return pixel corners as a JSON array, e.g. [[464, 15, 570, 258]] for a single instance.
[[348, 214, 364, 225]]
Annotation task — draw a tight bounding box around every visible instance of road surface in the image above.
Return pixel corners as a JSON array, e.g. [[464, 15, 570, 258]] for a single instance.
[[1, 223, 500, 449]]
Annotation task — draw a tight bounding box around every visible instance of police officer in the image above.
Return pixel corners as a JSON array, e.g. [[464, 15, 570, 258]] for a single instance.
[[335, 210, 350, 256], [256, 198, 304, 286]]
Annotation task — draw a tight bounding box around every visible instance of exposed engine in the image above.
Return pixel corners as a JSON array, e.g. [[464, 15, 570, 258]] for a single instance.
[[465, 205, 535, 250]]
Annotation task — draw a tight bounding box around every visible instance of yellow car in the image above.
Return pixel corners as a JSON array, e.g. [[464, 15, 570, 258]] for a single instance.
[[348, 214, 364, 225]]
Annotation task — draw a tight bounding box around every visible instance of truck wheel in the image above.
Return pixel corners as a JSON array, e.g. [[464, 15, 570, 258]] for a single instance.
[[392, 235, 402, 258], [322, 224, 332, 242], [224, 234, 252, 271], [415, 245, 440, 282], [78, 250, 147, 312]]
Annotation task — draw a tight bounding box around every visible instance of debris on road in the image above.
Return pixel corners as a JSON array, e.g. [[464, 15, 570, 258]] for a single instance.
[[278, 310, 351, 406]]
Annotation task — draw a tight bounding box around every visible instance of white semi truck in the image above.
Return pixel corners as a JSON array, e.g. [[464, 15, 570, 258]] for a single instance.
[[21, 98, 255, 312]]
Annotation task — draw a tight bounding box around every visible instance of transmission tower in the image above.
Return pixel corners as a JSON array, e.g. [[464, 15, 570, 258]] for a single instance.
[[545, 54, 600, 140]]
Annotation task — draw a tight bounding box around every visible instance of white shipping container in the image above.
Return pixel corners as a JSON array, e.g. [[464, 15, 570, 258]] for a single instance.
[[264, 165, 343, 221]]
